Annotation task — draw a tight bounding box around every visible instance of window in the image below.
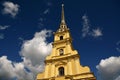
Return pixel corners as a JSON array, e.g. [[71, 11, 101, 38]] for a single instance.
[[60, 36, 63, 40], [59, 49, 64, 55], [58, 67, 64, 76]]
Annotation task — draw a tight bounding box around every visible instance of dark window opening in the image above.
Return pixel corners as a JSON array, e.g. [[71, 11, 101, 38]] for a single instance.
[[59, 49, 64, 55], [60, 36, 63, 40], [59, 67, 64, 76]]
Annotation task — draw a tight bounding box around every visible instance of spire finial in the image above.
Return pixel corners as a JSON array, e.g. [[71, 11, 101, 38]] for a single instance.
[[61, 4, 65, 24]]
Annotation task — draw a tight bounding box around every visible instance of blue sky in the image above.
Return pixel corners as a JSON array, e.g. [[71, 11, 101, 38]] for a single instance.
[[0, 0, 120, 80]]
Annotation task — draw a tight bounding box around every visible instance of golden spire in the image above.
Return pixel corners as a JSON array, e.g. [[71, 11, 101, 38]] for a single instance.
[[61, 4, 66, 25], [57, 4, 68, 32]]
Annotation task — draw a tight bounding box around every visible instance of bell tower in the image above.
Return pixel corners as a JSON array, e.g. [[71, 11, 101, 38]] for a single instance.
[[36, 4, 96, 80]]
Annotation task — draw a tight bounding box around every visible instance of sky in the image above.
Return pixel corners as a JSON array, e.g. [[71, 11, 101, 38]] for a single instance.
[[0, 0, 120, 80]]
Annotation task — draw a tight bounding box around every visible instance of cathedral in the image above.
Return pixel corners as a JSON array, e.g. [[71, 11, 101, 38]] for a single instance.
[[36, 4, 96, 80]]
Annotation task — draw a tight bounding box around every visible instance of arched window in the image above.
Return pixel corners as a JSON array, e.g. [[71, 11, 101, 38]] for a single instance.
[[60, 36, 63, 40], [58, 67, 64, 76], [59, 49, 64, 55]]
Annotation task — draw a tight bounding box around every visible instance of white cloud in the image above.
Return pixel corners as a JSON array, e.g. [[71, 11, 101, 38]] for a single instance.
[[115, 76, 120, 80], [0, 56, 33, 80], [91, 28, 103, 38], [0, 25, 9, 30], [20, 29, 52, 75], [96, 56, 120, 80], [82, 14, 90, 37], [14, 62, 33, 80], [2, 1, 19, 18], [81, 14, 103, 38], [0, 34, 4, 39], [0, 29, 52, 80], [0, 56, 15, 80]]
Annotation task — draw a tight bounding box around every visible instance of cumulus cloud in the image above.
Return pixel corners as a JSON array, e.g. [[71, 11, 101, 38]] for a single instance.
[[0, 56, 15, 80], [115, 76, 120, 80], [0, 56, 33, 80], [81, 14, 103, 38], [2, 1, 19, 18], [0, 25, 9, 30], [0, 29, 52, 80], [20, 29, 52, 74], [96, 56, 120, 80]]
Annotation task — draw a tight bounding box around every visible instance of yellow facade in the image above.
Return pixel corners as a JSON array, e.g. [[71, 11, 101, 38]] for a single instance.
[[36, 4, 96, 80]]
